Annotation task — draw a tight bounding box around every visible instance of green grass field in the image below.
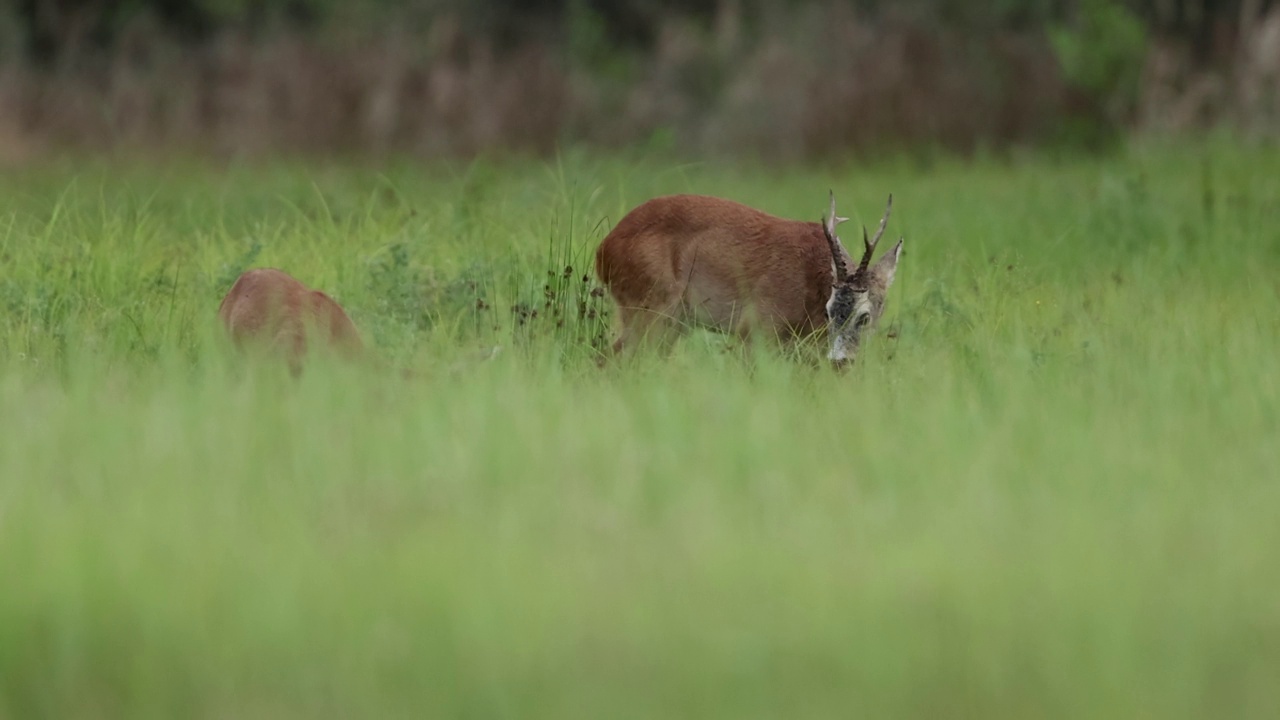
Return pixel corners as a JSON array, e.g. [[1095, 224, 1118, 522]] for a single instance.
[[1, 142, 1277, 718]]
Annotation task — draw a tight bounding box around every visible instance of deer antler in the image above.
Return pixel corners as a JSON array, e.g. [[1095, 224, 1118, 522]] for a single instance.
[[823, 190, 850, 283], [857, 194, 893, 272]]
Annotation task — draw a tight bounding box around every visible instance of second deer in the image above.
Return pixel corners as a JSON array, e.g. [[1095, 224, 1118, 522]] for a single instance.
[[217, 267, 366, 376], [594, 191, 903, 368]]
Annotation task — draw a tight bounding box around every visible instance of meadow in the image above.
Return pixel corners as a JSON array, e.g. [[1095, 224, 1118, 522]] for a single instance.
[[0, 142, 1277, 718]]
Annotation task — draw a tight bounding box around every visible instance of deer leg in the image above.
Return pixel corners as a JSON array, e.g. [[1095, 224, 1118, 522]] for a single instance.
[[269, 325, 307, 378], [608, 304, 682, 359]]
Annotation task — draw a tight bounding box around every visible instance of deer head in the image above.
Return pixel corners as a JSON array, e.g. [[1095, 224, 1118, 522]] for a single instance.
[[822, 192, 903, 368]]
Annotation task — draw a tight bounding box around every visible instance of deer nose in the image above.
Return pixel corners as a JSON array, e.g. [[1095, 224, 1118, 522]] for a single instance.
[[831, 357, 852, 372]]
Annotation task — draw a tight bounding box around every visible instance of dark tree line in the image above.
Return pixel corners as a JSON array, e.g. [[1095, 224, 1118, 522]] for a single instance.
[[11, 0, 1278, 66]]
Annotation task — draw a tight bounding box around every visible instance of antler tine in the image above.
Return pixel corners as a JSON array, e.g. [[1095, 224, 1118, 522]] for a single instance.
[[823, 190, 850, 282], [858, 193, 893, 271], [826, 190, 849, 229]]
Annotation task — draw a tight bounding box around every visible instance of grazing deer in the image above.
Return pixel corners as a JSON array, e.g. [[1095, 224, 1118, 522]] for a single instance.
[[594, 192, 902, 368], [217, 268, 365, 376]]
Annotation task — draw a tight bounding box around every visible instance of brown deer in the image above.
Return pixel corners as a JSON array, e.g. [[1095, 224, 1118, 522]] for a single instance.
[[217, 268, 366, 376], [594, 192, 902, 368]]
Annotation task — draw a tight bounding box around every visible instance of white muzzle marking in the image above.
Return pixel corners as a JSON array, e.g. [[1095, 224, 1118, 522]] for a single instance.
[[828, 335, 849, 362]]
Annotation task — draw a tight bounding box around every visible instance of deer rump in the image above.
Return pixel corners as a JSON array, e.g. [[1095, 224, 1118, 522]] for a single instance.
[[595, 194, 841, 346], [217, 268, 364, 374]]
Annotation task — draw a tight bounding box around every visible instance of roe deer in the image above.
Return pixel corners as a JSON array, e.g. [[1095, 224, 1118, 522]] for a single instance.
[[217, 268, 365, 376], [594, 192, 902, 367]]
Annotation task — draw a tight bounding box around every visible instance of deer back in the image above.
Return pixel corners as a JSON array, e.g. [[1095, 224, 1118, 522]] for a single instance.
[[217, 268, 364, 373], [595, 194, 844, 335]]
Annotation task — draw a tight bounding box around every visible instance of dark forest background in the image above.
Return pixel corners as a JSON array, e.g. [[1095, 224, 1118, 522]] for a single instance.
[[2, 0, 1279, 162]]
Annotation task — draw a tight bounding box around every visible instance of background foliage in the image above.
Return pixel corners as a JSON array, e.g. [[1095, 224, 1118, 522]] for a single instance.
[[4, 0, 1280, 162]]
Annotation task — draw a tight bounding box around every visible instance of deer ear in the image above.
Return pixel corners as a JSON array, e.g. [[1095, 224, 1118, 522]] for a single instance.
[[872, 238, 904, 286]]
